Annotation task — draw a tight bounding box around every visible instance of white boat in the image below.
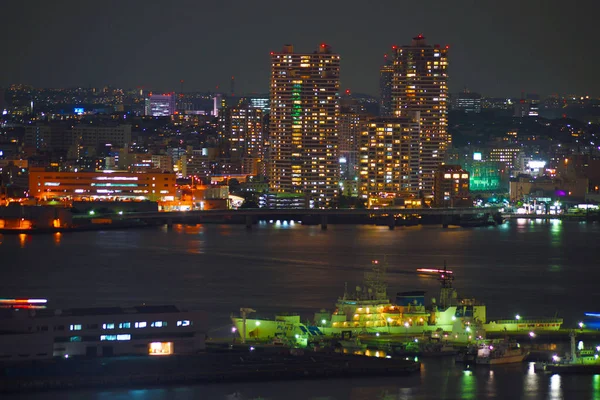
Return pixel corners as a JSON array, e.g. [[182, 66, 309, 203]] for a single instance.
[[476, 342, 528, 365]]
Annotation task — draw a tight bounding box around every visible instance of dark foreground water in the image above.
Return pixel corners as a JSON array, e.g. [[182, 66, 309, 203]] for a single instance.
[[1, 219, 600, 399]]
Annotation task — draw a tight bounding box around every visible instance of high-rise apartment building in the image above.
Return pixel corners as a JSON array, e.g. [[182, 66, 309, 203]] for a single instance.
[[219, 103, 265, 175], [392, 34, 449, 197], [379, 55, 394, 117], [358, 116, 421, 197], [339, 98, 369, 181], [220, 104, 265, 160], [145, 93, 176, 116], [269, 44, 340, 207], [339, 112, 363, 180]]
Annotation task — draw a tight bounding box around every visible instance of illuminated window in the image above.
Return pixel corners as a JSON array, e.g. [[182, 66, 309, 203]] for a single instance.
[[134, 322, 147, 328], [101, 334, 131, 341], [70, 336, 82, 342], [149, 342, 173, 356], [177, 320, 191, 327], [150, 321, 167, 328], [102, 323, 115, 330], [70, 324, 82, 331], [118, 322, 131, 329]]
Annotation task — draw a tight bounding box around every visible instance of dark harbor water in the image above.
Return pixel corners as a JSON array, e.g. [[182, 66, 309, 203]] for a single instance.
[[1, 219, 600, 399]]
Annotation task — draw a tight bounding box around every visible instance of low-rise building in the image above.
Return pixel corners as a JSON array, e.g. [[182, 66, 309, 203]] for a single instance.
[[28, 168, 177, 203], [433, 165, 471, 207]]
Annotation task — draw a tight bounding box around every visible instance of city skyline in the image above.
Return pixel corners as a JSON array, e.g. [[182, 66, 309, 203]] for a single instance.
[[1, 0, 599, 97]]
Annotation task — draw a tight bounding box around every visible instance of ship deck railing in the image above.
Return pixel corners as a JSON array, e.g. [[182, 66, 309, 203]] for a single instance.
[[487, 318, 563, 325]]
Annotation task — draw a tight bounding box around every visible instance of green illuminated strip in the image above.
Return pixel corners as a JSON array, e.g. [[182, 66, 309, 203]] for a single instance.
[[292, 84, 301, 123]]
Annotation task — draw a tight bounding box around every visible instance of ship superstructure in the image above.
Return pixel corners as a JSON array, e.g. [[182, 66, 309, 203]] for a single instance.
[[232, 260, 563, 345]]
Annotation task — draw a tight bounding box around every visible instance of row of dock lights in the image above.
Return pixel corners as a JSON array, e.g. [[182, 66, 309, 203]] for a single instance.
[[88, 210, 124, 215], [267, 220, 297, 225]]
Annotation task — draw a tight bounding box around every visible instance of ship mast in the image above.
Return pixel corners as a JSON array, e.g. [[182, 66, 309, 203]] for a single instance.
[[438, 261, 455, 310], [364, 259, 388, 301]]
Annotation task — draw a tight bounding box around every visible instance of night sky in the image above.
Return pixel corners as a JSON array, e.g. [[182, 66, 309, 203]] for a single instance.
[[1, 0, 597, 97]]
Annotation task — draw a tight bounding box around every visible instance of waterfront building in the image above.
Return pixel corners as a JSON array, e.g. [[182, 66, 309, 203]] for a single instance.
[[509, 175, 588, 203], [391, 34, 449, 198], [0, 301, 206, 360], [259, 192, 307, 209], [145, 93, 176, 117], [28, 168, 177, 202], [358, 116, 421, 199], [269, 44, 340, 208], [433, 165, 470, 207]]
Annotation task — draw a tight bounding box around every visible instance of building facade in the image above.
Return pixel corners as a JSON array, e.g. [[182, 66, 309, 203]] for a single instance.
[[433, 165, 470, 207], [392, 35, 449, 198], [72, 124, 132, 148], [145, 94, 176, 117], [451, 91, 482, 113], [339, 111, 364, 180], [219, 104, 265, 174], [29, 168, 177, 202], [379, 55, 394, 117], [358, 116, 421, 198], [269, 44, 340, 208]]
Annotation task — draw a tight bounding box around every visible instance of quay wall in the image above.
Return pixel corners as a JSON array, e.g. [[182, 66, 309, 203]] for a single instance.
[[0, 352, 419, 393]]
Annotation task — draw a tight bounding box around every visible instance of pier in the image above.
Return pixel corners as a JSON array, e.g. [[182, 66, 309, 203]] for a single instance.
[[0, 351, 420, 393]]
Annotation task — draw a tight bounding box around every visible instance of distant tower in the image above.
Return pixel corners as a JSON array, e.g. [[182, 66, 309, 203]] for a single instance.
[[379, 54, 394, 117], [230, 76, 235, 97]]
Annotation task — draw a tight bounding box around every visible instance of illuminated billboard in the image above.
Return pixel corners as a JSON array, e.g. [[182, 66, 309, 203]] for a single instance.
[[473, 152, 482, 161], [74, 107, 84, 115], [527, 160, 546, 169], [468, 162, 502, 191]]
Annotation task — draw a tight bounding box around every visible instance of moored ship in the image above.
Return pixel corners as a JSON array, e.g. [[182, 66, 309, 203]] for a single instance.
[[475, 342, 529, 365], [232, 261, 562, 345]]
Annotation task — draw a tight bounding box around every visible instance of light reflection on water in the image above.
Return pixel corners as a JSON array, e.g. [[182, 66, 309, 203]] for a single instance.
[[5, 361, 597, 400], [549, 374, 562, 400]]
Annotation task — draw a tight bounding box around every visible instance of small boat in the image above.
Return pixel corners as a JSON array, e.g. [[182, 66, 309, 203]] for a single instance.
[[455, 346, 477, 364], [476, 342, 528, 365]]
